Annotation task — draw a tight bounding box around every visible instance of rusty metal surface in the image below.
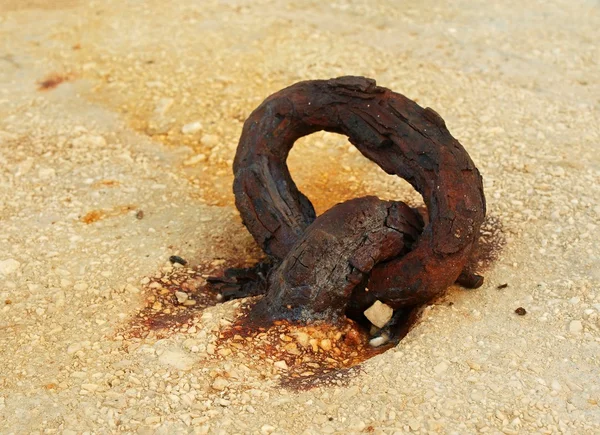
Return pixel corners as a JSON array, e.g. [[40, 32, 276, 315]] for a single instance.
[[231, 76, 486, 321]]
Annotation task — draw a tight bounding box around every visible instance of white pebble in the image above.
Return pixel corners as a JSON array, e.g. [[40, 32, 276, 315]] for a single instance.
[[273, 360, 288, 370], [201, 133, 219, 148], [181, 121, 202, 134], [67, 343, 82, 354], [158, 350, 195, 371], [0, 259, 21, 276], [211, 377, 229, 391], [434, 361, 449, 375], [183, 154, 206, 166], [154, 98, 174, 116], [38, 167, 56, 179], [569, 320, 583, 334], [369, 335, 389, 347]]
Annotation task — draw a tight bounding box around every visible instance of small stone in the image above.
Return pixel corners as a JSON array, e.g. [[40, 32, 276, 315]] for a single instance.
[[158, 350, 195, 371], [154, 98, 174, 116], [201, 134, 219, 148], [408, 418, 421, 430], [515, 307, 527, 316], [284, 343, 300, 355], [211, 377, 229, 391], [0, 259, 20, 276], [81, 383, 99, 392], [313, 415, 327, 424], [363, 300, 393, 328], [261, 425, 275, 434], [38, 167, 56, 179], [217, 348, 232, 357], [72, 134, 106, 148], [67, 343, 82, 354], [145, 416, 161, 425], [216, 398, 230, 407], [175, 291, 188, 304], [181, 121, 202, 134], [319, 339, 332, 351], [183, 154, 207, 166], [434, 361, 448, 375], [467, 361, 481, 371], [470, 390, 484, 402], [274, 360, 288, 370], [569, 320, 583, 334], [320, 425, 335, 434], [293, 332, 310, 347], [369, 335, 388, 347], [348, 419, 366, 431]]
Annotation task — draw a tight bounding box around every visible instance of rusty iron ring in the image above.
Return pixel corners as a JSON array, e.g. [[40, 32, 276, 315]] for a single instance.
[[232, 76, 486, 317]]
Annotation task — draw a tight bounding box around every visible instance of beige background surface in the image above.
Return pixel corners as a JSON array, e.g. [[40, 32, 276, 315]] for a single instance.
[[1, 0, 599, 433]]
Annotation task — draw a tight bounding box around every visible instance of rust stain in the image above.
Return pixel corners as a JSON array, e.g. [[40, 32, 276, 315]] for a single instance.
[[37, 73, 74, 91], [118, 258, 407, 389], [81, 210, 104, 224], [462, 214, 506, 276], [215, 309, 394, 390], [80, 204, 136, 224], [121, 259, 249, 340], [91, 179, 120, 188]]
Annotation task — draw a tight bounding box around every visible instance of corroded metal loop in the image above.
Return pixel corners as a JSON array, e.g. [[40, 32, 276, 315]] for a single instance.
[[233, 76, 485, 317]]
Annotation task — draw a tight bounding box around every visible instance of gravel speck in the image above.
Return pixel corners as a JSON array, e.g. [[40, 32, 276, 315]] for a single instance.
[[434, 361, 449, 375], [0, 259, 20, 276], [211, 377, 229, 391], [569, 320, 583, 335], [158, 350, 195, 370], [181, 121, 202, 134], [274, 360, 288, 370]]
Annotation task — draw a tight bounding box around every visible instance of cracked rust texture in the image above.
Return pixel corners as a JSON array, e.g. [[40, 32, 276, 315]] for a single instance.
[[232, 76, 486, 322]]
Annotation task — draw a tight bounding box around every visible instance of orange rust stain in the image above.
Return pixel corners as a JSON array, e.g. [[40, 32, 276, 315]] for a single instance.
[[80, 204, 136, 224], [81, 210, 104, 224], [113, 207, 504, 390], [43, 383, 58, 390], [121, 259, 247, 340], [118, 258, 394, 389], [37, 73, 73, 91], [215, 309, 394, 390], [92, 179, 120, 188]]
